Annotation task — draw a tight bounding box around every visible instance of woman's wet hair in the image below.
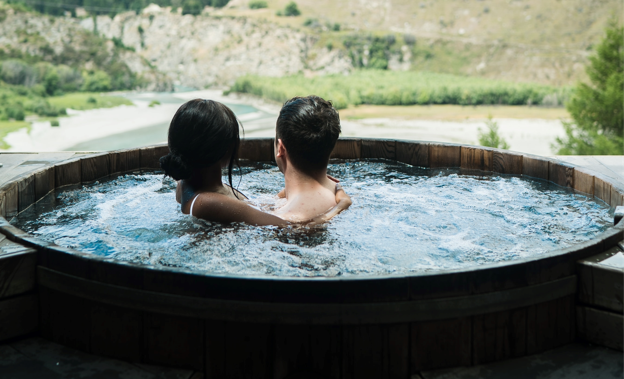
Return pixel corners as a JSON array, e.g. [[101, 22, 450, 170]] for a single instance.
[[276, 95, 341, 172], [160, 99, 241, 193]]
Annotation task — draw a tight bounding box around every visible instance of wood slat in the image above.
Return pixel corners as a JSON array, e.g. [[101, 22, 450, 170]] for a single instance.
[[54, 159, 82, 188], [577, 306, 623, 351], [526, 296, 575, 355], [460, 146, 493, 171], [109, 150, 129, 175], [224, 322, 272, 379], [578, 247, 624, 313], [17, 174, 35, 212], [492, 151, 523, 175], [472, 308, 526, 365], [0, 248, 36, 299], [81, 153, 110, 183], [594, 175, 611, 204], [0, 183, 18, 219], [239, 138, 274, 162], [573, 168, 595, 196], [331, 139, 362, 160], [548, 161, 574, 188], [144, 312, 204, 371], [396, 141, 429, 167], [411, 318, 470, 371], [610, 185, 624, 208], [34, 167, 55, 202], [205, 320, 226, 379], [522, 155, 549, 180], [39, 287, 91, 352], [429, 144, 460, 168], [0, 293, 38, 342], [273, 325, 341, 379], [127, 148, 141, 171], [342, 323, 408, 379], [139, 145, 169, 170], [90, 302, 142, 361], [361, 139, 396, 160]]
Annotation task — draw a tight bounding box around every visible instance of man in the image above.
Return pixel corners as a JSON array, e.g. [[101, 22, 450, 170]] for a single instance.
[[273, 95, 345, 222]]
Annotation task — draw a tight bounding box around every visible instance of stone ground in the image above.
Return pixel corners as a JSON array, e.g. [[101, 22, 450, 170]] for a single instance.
[[0, 337, 621, 379]]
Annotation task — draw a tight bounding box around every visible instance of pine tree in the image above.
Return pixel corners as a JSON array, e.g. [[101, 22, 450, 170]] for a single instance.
[[554, 22, 623, 155]]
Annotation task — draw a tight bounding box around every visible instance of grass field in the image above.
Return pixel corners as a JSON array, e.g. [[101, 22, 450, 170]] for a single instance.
[[339, 104, 570, 121], [48, 93, 133, 111], [229, 70, 570, 109], [0, 121, 29, 149]]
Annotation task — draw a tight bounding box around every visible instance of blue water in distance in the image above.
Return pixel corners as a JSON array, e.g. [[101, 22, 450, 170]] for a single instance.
[[12, 160, 613, 277]]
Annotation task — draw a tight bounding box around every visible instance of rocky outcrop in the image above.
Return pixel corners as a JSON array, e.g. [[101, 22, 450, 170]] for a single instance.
[[0, 6, 172, 91], [80, 6, 353, 88]]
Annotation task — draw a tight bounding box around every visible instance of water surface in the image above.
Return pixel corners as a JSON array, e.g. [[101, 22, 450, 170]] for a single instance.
[[13, 160, 612, 277]]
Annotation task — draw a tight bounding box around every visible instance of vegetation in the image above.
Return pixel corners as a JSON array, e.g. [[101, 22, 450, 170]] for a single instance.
[[0, 120, 29, 149], [5, 0, 230, 16], [248, 0, 267, 9], [148, 100, 161, 107], [229, 70, 571, 109], [478, 116, 509, 150], [277, 1, 299, 17], [47, 93, 132, 111], [554, 22, 623, 155]]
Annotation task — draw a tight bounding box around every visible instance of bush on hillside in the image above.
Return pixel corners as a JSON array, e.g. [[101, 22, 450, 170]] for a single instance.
[[81, 70, 111, 92], [182, 0, 202, 15], [249, 1, 267, 9], [283, 2, 300, 16], [6, 105, 25, 121], [554, 22, 623, 155]]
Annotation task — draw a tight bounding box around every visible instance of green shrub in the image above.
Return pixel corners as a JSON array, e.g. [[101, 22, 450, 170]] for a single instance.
[[50, 119, 60, 127], [212, 0, 230, 7], [283, 2, 300, 16], [82, 71, 111, 92], [149, 100, 161, 107], [87, 96, 97, 104], [182, 0, 202, 15], [554, 22, 623, 155], [6, 105, 25, 121], [332, 23, 340, 31], [478, 116, 510, 149], [249, 0, 268, 9]]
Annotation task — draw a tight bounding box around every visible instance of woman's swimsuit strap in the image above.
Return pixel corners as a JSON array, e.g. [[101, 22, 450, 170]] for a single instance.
[[189, 194, 199, 217]]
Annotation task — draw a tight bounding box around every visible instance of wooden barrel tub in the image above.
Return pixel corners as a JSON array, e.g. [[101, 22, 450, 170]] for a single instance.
[[0, 138, 622, 378]]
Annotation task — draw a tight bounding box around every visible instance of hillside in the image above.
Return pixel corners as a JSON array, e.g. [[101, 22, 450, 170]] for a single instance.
[[218, 0, 623, 85], [0, 3, 171, 91]]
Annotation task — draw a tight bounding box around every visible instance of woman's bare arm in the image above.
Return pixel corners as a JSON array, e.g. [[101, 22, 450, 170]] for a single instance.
[[191, 193, 289, 226]]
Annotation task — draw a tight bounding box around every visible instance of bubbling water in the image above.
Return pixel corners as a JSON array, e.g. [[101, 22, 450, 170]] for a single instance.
[[12, 160, 612, 277]]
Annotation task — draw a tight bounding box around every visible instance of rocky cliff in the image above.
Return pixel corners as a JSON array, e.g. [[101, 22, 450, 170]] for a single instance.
[[0, 5, 172, 91], [82, 5, 352, 88]]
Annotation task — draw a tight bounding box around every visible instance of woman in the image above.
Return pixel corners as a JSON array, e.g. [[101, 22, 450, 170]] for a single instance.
[[159, 99, 351, 226]]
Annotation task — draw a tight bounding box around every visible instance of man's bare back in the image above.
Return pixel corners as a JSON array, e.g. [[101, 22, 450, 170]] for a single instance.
[[271, 95, 344, 222]]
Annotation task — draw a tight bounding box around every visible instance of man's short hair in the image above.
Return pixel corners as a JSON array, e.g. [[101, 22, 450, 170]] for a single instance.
[[276, 95, 341, 172]]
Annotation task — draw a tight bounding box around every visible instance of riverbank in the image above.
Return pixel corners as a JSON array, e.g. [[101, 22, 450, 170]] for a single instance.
[[4, 90, 568, 156]]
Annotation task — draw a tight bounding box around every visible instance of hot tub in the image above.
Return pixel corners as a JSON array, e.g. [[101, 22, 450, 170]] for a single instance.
[[0, 138, 622, 379]]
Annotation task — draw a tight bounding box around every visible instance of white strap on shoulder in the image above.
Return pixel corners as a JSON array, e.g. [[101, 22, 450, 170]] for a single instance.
[[189, 195, 199, 217]]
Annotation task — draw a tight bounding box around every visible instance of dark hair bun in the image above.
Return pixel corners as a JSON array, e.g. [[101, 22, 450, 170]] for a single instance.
[[160, 153, 193, 180]]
